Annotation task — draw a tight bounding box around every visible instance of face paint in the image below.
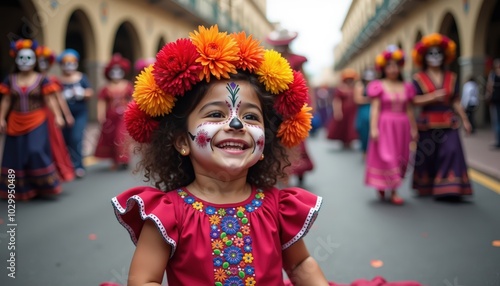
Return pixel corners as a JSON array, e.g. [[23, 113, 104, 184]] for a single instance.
[[38, 57, 49, 72], [61, 55, 79, 73], [109, 65, 125, 80], [187, 81, 265, 173], [425, 46, 444, 67], [16, 49, 36, 72]]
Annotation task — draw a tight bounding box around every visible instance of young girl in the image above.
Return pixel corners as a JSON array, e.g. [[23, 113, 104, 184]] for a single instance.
[[365, 46, 417, 205], [111, 25, 328, 285]]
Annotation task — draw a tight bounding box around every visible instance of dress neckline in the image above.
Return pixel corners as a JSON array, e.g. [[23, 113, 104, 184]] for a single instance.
[[180, 185, 258, 208]]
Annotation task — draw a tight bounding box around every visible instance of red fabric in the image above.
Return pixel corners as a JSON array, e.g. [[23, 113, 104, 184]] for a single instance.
[[46, 108, 74, 182], [283, 276, 422, 286], [6, 109, 46, 136], [112, 186, 322, 285], [289, 141, 314, 176], [94, 83, 133, 164], [286, 54, 307, 71], [327, 86, 358, 143]]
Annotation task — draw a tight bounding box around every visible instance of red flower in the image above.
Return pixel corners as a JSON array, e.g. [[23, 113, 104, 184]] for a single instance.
[[124, 101, 159, 143], [274, 71, 309, 118], [153, 38, 202, 96]]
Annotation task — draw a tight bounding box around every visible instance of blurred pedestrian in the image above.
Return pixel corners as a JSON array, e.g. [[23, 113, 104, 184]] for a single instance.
[[94, 53, 133, 170], [0, 39, 64, 200], [266, 26, 314, 186], [354, 67, 376, 158], [36, 45, 75, 182], [364, 46, 417, 205], [58, 49, 94, 178], [134, 57, 155, 75], [327, 68, 358, 148], [411, 33, 472, 199], [461, 76, 479, 134], [486, 58, 500, 148]]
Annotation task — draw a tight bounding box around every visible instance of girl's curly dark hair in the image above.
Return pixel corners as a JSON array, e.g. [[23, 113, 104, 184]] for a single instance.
[[134, 71, 292, 191]]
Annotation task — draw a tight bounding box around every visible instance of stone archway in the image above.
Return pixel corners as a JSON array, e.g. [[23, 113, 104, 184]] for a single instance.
[[0, 0, 40, 79], [439, 12, 461, 77], [64, 9, 96, 75], [156, 36, 166, 53], [112, 21, 142, 80]]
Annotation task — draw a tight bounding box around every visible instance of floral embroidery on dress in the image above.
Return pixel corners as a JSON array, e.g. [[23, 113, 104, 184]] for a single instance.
[[177, 188, 264, 286]]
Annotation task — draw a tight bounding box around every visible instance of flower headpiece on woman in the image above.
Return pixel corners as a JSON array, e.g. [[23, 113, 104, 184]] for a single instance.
[[9, 39, 38, 57], [412, 33, 456, 67], [35, 46, 56, 65], [125, 25, 312, 148], [375, 45, 405, 71], [57, 49, 80, 63], [104, 53, 131, 80]]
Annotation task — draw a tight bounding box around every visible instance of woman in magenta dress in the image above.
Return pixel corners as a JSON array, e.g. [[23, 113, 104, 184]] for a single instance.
[[94, 54, 133, 170], [327, 68, 358, 148], [365, 46, 418, 205], [411, 33, 472, 199], [36, 45, 75, 182], [111, 25, 328, 285]]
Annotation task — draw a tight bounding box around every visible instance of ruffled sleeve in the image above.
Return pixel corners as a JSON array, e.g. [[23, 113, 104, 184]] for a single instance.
[[98, 86, 109, 100], [405, 82, 416, 100], [366, 80, 383, 98], [111, 186, 179, 256], [41, 77, 59, 95], [279, 187, 322, 250]]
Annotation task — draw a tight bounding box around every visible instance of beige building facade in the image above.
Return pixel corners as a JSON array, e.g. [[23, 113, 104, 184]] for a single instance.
[[0, 0, 273, 118], [334, 0, 499, 125]]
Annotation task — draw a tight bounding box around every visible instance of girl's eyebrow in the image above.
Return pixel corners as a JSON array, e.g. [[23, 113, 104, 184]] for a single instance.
[[241, 102, 263, 115], [199, 101, 227, 113]]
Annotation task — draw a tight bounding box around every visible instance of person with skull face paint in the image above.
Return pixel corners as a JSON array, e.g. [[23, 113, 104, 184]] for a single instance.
[[110, 25, 329, 286], [265, 26, 315, 187], [411, 33, 473, 198], [94, 53, 133, 170], [0, 39, 65, 200], [35, 45, 75, 182], [57, 49, 94, 178], [364, 46, 418, 205]]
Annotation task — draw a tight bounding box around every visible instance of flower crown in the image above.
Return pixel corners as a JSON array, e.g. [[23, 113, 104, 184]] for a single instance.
[[35, 46, 56, 65], [9, 39, 38, 57], [375, 47, 405, 71], [104, 53, 131, 80], [125, 25, 312, 148], [412, 33, 456, 67]]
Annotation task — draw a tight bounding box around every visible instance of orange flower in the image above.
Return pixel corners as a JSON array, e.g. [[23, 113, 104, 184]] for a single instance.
[[189, 25, 239, 82], [209, 215, 221, 225], [237, 206, 246, 213], [211, 239, 224, 250], [277, 104, 313, 148], [241, 225, 250, 235], [243, 253, 254, 263], [133, 64, 176, 117], [232, 31, 264, 72], [214, 268, 227, 282]]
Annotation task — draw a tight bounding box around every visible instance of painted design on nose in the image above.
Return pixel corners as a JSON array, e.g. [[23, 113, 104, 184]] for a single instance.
[[226, 82, 240, 107], [229, 117, 243, 130]]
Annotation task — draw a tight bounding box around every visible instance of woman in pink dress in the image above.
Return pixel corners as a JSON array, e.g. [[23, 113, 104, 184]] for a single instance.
[[365, 46, 418, 205], [94, 54, 133, 169], [327, 68, 358, 148]]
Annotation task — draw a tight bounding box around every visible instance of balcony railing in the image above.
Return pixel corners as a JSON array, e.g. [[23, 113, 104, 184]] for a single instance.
[[149, 0, 242, 32], [335, 0, 412, 70]]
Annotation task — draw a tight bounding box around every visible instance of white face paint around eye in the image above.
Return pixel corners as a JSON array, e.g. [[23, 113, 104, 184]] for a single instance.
[[187, 81, 265, 173], [109, 66, 125, 80], [15, 49, 36, 72], [62, 61, 78, 73], [425, 46, 444, 67]]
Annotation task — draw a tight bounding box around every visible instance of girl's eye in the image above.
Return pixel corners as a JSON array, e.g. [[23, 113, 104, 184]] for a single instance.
[[207, 112, 224, 118], [243, 114, 260, 121]]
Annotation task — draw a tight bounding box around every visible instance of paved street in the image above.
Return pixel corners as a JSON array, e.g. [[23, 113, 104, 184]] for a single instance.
[[0, 130, 499, 286]]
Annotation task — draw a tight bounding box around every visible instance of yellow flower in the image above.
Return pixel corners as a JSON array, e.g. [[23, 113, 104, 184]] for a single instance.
[[192, 201, 203, 210], [209, 215, 221, 225], [256, 50, 293, 94], [277, 104, 313, 148], [237, 206, 246, 213], [245, 277, 256, 286], [375, 54, 386, 68], [178, 191, 187, 197], [243, 253, 254, 263], [133, 64, 176, 117], [189, 25, 240, 82], [392, 50, 403, 61]]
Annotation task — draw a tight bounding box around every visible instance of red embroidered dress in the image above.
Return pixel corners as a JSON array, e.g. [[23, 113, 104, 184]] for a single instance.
[[112, 186, 322, 285]]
